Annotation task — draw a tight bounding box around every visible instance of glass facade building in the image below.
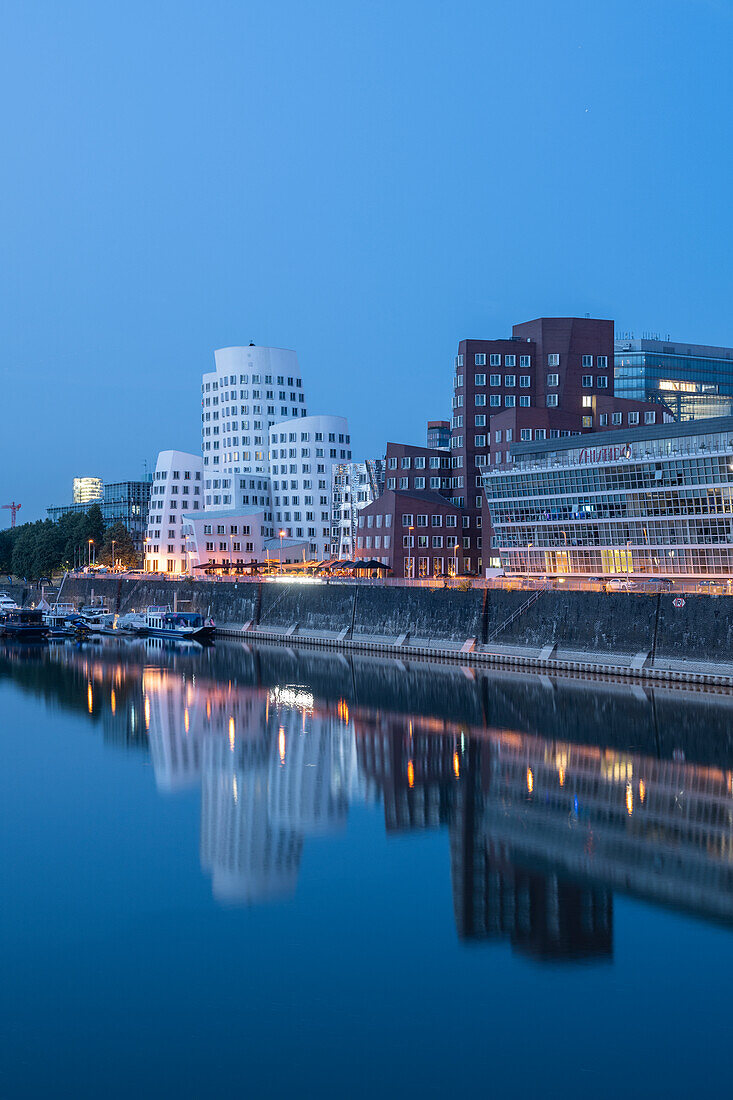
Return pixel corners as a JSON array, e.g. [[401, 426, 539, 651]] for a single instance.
[[483, 415, 733, 578], [614, 337, 733, 421]]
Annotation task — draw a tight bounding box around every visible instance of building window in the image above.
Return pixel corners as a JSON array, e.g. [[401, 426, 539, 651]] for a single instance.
[[474, 353, 486, 365], [628, 411, 639, 425], [520, 355, 531, 368], [546, 394, 558, 407], [431, 515, 442, 527], [519, 375, 530, 387], [504, 375, 515, 387], [474, 373, 486, 386], [582, 415, 593, 427], [505, 354, 516, 366], [599, 413, 608, 426], [519, 396, 530, 407], [598, 355, 608, 368], [475, 393, 486, 406], [582, 354, 593, 367], [548, 354, 560, 366], [520, 429, 531, 441], [402, 513, 413, 526], [489, 373, 501, 387], [612, 411, 622, 424], [547, 373, 559, 387], [597, 376, 608, 388], [582, 375, 593, 387], [456, 354, 464, 367], [582, 395, 593, 407], [504, 395, 515, 407], [475, 414, 486, 426], [490, 395, 501, 407], [489, 353, 501, 366], [644, 410, 656, 424]]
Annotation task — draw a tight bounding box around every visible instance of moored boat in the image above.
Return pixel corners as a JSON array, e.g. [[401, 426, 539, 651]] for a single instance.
[[1, 609, 50, 640], [143, 606, 215, 641], [0, 593, 19, 613]]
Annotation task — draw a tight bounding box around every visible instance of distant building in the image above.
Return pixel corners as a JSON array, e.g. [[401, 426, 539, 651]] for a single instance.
[[614, 335, 733, 421], [73, 476, 103, 504], [330, 459, 385, 558], [427, 420, 450, 450], [47, 479, 152, 555]]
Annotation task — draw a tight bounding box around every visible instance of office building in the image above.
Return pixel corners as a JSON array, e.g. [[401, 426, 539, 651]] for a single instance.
[[330, 459, 385, 558], [201, 345, 308, 486], [144, 450, 203, 573], [427, 420, 450, 450], [353, 442, 455, 575], [268, 414, 351, 560], [73, 476, 103, 504], [483, 414, 733, 579], [615, 335, 733, 421], [453, 317, 670, 574]]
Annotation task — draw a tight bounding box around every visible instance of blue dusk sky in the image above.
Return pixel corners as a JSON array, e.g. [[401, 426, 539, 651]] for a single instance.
[[2, 0, 732, 519]]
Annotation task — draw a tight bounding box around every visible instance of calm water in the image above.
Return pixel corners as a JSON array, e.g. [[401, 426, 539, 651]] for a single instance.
[[1, 638, 732, 1098]]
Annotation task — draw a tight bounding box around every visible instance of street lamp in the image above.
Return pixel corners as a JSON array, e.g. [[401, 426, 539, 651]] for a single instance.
[[279, 529, 285, 573], [111, 540, 116, 571], [88, 539, 94, 568], [408, 525, 414, 580]]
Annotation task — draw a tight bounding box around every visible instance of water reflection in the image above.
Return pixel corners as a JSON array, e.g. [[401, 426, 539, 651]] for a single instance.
[[2, 638, 733, 959]]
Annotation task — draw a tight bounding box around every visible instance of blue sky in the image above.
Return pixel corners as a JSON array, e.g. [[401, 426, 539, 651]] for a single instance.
[[2, 0, 732, 518]]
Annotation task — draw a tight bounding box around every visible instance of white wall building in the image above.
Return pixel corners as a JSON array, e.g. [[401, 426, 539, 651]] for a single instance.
[[268, 414, 351, 560], [144, 450, 203, 573], [331, 459, 385, 558], [201, 345, 308, 493]]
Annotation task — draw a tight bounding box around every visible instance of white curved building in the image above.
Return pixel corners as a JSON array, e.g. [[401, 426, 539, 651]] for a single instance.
[[269, 414, 351, 560], [144, 450, 203, 573], [201, 345, 308, 487]]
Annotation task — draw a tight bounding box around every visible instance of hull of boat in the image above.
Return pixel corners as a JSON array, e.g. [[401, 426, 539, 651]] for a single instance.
[[2, 625, 50, 639], [144, 626, 215, 641]]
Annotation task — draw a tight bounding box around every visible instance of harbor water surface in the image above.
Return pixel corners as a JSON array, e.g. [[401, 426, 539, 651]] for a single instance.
[[1, 638, 731, 1098]]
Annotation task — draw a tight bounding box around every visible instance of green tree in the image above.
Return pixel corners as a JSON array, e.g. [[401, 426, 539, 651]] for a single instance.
[[100, 521, 139, 569], [84, 504, 106, 563], [11, 523, 39, 580]]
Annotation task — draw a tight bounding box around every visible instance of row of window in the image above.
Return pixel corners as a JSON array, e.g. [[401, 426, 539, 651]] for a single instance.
[[455, 354, 608, 369], [204, 374, 303, 389], [387, 455, 448, 470]]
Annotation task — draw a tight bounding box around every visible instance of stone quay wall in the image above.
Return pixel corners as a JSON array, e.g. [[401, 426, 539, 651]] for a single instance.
[[56, 575, 733, 664]]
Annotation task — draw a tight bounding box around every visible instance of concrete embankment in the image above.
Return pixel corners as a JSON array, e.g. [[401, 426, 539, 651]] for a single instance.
[[54, 575, 733, 687]]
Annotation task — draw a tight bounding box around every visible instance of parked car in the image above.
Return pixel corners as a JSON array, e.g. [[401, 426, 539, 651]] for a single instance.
[[605, 578, 634, 591]]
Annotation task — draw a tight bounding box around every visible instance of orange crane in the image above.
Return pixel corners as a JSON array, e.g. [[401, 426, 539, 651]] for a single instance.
[[2, 502, 21, 527]]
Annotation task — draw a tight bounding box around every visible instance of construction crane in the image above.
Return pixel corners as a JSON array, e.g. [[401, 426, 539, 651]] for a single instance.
[[2, 502, 21, 527]]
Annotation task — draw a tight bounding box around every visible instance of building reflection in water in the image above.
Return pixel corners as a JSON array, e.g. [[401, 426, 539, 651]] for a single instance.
[[4, 639, 733, 959]]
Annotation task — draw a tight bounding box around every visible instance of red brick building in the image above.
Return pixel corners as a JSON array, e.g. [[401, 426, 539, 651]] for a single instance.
[[451, 317, 672, 572], [354, 488, 465, 578]]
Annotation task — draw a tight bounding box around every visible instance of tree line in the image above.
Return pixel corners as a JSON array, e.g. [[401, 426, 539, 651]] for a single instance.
[[0, 505, 139, 580]]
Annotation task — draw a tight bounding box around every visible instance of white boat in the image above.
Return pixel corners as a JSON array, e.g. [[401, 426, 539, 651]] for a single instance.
[[114, 611, 147, 634], [143, 606, 215, 641], [0, 593, 19, 613]]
